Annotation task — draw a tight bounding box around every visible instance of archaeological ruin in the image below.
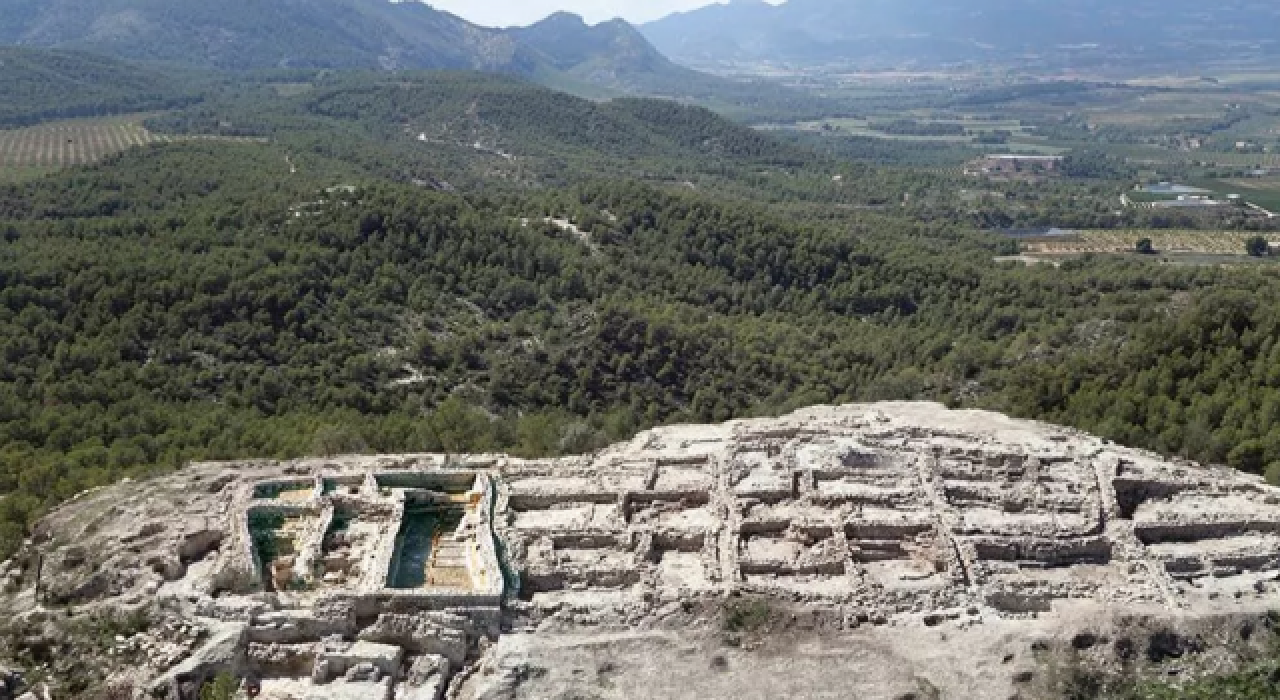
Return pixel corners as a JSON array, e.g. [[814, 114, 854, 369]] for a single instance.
[[9, 403, 1280, 698]]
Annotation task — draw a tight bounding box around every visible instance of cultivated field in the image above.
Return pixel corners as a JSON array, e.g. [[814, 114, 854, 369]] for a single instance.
[[1109, 144, 1280, 169], [1197, 179, 1280, 212], [1021, 230, 1268, 256], [0, 117, 168, 168], [0, 116, 267, 175], [776, 116, 1067, 154], [1174, 152, 1280, 168]]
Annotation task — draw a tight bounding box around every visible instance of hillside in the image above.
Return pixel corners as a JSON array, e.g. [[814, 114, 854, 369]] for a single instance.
[[0, 0, 535, 72], [0, 47, 200, 127], [642, 0, 1280, 73], [147, 72, 813, 188], [514, 12, 713, 96], [300, 75, 808, 162], [0, 0, 795, 107], [509, 11, 832, 120]]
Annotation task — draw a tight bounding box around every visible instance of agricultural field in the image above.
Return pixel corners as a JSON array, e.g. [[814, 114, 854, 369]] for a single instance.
[[0, 115, 267, 180], [1080, 91, 1235, 127], [1196, 152, 1280, 168], [775, 116, 1066, 154], [1184, 177, 1280, 212], [1020, 230, 1274, 257], [0, 117, 168, 169], [1215, 175, 1280, 194], [1107, 144, 1280, 169]]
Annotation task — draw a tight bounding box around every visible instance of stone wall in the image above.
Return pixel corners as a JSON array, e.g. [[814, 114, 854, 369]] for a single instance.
[[212, 485, 265, 593], [470, 474, 505, 598], [296, 502, 336, 586], [363, 491, 406, 592], [251, 477, 322, 502]]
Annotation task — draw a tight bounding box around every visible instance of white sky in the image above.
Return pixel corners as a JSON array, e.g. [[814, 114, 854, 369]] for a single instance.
[[424, 0, 741, 28]]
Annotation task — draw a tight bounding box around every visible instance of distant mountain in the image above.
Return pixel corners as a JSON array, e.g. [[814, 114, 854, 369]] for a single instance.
[[0, 0, 774, 101], [514, 11, 779, 99], [0, 0, 537, 72], [643, 0, 1280, 73], [514, 12, 698, 93]]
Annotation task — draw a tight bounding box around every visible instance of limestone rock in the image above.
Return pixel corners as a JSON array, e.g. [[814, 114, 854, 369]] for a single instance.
[[407, 654, 449, 686], [149, 623, 247, 698], [316, 641, 402, 684], [357, 614, 469, 664]]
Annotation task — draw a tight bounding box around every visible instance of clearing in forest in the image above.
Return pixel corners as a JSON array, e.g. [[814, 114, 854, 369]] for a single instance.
[[0, 116, 166, 169], [1019, 230, 1278, 259], [0, 115, 268, 175]]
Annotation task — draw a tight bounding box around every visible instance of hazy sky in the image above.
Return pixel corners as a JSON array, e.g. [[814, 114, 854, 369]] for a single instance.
[[425, 0, 736, 28]]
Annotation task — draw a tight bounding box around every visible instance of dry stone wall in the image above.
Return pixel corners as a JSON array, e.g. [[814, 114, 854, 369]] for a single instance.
[[495, 403, 1280, 622]]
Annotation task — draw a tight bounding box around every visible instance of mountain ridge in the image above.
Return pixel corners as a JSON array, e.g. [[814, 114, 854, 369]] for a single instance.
[[0, 0, 726, 97], [642, 0, 1280, 73]]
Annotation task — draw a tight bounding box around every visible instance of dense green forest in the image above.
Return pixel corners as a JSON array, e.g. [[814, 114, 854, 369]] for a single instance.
[[3, 119, 1280, 561], [0, 48, 202, 127], [146, 72, 818, 191]]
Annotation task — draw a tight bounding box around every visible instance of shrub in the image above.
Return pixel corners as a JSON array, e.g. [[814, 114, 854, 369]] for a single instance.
[[722, 599, 772, 633], [199, 672, 238, 700]]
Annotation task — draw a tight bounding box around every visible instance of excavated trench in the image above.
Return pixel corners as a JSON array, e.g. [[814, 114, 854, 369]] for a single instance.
[[248, 512, 287, 593], [387, 506, 464, 589]]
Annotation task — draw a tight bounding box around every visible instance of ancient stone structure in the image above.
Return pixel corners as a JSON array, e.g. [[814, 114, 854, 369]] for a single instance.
[[186, 466, 505, 698], [11, 403, 1280, 698], [219, 469, 502, 602], [496, 402, 1280, 620]]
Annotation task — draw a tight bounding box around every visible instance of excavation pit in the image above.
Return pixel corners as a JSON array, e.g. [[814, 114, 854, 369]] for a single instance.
[[248, 508, 318, 592], [387, 506, 468, 590], [315, 508, 376, 589], [512, 503, 622, 535], [254, 479, 317, 503]]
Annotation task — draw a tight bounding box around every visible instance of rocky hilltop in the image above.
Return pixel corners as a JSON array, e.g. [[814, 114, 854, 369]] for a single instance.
[[4, 403, 1280, 699]]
